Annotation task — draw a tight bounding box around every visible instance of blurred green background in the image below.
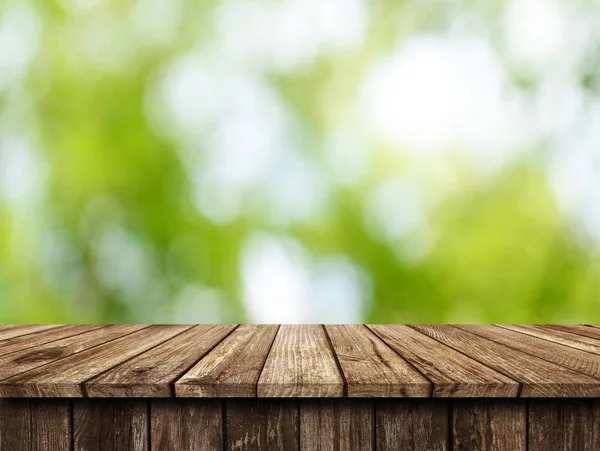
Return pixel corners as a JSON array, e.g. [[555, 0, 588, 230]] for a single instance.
[[1, 0, 600, 324]]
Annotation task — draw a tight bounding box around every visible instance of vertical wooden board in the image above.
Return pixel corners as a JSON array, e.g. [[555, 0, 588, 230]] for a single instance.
[[0, 399, 30, 451], [0, 399, 71, 451], [300, 400, 372, 451], [226, 400, 298, 451], [73, 400, 148, 451], [529, 400, 596, 451], [376, 400, 448, 451], [150, 400, 222, 451], [452, 400, 526, 451], [258, 325, 344, 397]]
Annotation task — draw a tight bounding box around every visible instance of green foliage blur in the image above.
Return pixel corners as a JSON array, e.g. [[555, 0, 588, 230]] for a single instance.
[[1, 0, 599, 323]]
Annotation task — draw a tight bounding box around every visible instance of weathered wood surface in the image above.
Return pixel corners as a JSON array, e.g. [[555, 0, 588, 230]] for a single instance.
[[0, 324, 598, 398]]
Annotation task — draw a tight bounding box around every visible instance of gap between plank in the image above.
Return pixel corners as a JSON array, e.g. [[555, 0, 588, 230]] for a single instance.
[[404, 325, 524, 398], [78, 325, 195, 397], [322, 325, 348, 397], [168, 325, 241, 397], [0, 325, 155, 387], [255, 324, 281, 397], [364, 325, 435, 397]]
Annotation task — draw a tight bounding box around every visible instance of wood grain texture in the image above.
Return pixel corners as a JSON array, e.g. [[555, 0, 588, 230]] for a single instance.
[[226, 400, 298, 451], [0, 325, 63, 342], [369, 325, 518, 397], [325, 325, 431, 397], [176, 325, 279, 397], [0, 325, 103, 358], [528, 400, 598, 451], [413, 325, 600, 397], [87, 325, 236, 397], [0, 399, 71, 451], [74, 400, 147, 451], [0, 325, 189, 397], [499, 324, 600, 355], [376, 400, 448, 451], [452, 400, 526, 451], [300, 400, 372, 451], [151, 399, 222, 451], [459, 324, 600, 381], [258, 325, 344, 397], [0, 324, 145, 382], [543, 324, 600, 341]]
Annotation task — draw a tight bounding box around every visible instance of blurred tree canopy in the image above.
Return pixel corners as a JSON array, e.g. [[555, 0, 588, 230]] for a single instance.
[[0, 0, 599, 323]]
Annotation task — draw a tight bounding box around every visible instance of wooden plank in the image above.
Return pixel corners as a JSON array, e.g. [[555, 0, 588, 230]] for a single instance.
[[258, 325, 344, 398], [369, 325, 518, 397], [300, 400, 372, 451], [544, 324, 600, 341], [0, 325, 63, 342], [458, 325, 600, 380], [176, 325, 279, 397], [151, 399, 222, 451], [226, 399, 298, 451], [412, 325, 600, 397], [0, 399, 71, 451], [529, 400, 597, 451], [452, 400, 526, 450], [0, 325, 189, 397], [0, 324, 146, 383], [86, 325, 236, 397], [74, 399, 147, 451], [376, 400, 448, 451], [499, 324, 600, 355], [0, 325, 104, 358], [325, 325, 431, 397]]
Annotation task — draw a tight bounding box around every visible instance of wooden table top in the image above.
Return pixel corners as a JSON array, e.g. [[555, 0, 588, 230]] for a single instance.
[[0, 324, 599, 398]]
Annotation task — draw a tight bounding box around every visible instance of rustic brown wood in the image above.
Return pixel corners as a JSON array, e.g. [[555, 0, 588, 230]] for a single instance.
[[0, 399, 71, 451], [86, 325, 236, 397], [458, 324, 600, 381], [528, 400, 598, 451], [0, 324, 145, 383], [412, 325, 600, 397], [452, 400, 526, 451], [499, 324, 600, 355], [176, 325, 279, 397], [0, 325, 63, 342], [325, 325, 431, 397], [74, 400, 147, 451], [369, 325, 519, 397], [300, 400, 372, 451], [376, 400, 448, 451], [0, 325, 103, 358], [151, 399, 222, 451], [225, 399, 298, 451], [544, 324, 600, 341], [0, 325, 189, 397], [258, 325, 343, 397]]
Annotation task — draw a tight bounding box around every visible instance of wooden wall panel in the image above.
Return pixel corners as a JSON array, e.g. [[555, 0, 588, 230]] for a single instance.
[[300, 399, 372, 451], [225, 400, 298, 451], [151, 399, 222, 451], [0, 399, 71, 451], [528, 400, 597, 451], [452, 399, 526, 451], [73, 399, 147, 451], [376, 400, 448, 451]]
